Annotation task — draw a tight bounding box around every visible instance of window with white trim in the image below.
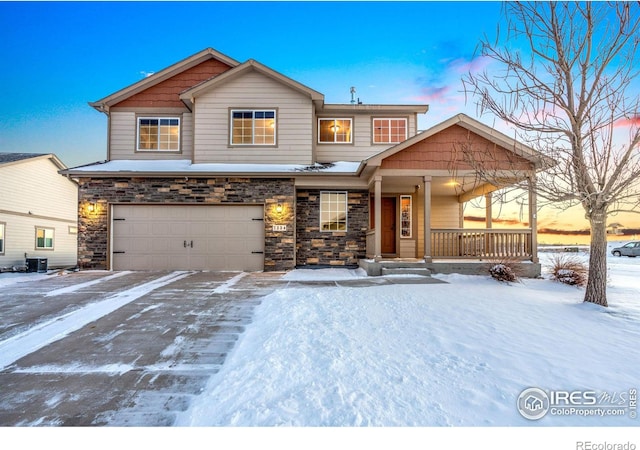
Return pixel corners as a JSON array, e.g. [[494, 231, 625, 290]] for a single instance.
[[320, 191, 348, 231], [137, 117, 180, 151], [35, 227, 54, 250], [400, 195, 412, 238], [318, 118, 352, 143], [231, 110, 276, 145], [373, 118, 407, 144], [0, 222, 5, 255]]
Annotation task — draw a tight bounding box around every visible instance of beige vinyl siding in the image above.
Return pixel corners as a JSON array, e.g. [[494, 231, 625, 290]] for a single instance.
[[109, 111, 194, 160], [0, 157, 78, 268], [193, 71, 314, 164], [316, 114, 418, 163], [416, 194, 461, 258], [0, 213, 77, 268]]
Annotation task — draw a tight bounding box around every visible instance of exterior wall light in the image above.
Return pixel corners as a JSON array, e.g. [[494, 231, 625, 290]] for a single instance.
[[87, 202, 96, 213], [275, 203, 283, 214]]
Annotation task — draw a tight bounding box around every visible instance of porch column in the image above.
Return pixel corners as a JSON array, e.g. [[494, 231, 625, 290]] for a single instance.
[[528, 175, 539, 263], [423, 175, 432, 263], [374, 176, 382, 260], [485, 192, 493, 228]]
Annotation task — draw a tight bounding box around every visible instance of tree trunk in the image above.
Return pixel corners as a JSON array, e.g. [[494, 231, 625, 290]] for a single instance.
[[584, 212, 608, 307]]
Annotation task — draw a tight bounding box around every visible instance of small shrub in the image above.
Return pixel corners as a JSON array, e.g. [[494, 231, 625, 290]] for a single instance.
[[549, 254, 588, 286], [489, 263, 518, 283]]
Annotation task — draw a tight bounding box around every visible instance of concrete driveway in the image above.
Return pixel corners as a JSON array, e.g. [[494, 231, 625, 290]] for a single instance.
[[0, 269, 442, 426], [0, 270, 283, 426]]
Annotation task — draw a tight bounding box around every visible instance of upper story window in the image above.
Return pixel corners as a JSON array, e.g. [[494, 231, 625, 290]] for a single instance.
[[35, 227, 54, 250], [231, 110, 276, 145], [373, 118, 407, 144], [318, 119, 352, 144], [137, 117, 180, 151]]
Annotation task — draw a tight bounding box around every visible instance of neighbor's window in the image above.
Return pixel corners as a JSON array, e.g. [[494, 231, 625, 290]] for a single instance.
[[231, 110, 276, 145], [318, 119, 352, 143], [137, 117, 180, 151], [373, 118, 407, 144], [400, 195, 412, 238], [0, 222, 5, 255], [35, 227, 54, 250], [320, 191, 348, 231]]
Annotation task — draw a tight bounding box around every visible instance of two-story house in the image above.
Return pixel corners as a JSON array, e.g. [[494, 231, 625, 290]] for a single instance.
[[63, 48, 548, 276]]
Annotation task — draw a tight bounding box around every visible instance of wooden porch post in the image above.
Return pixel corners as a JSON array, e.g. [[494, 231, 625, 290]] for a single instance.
[[374, 176, 382, 260], [485, 192, 493, 257], [485, 192, 493, 229], [528, 175, 539, 263], [423, 175, 432, 263]]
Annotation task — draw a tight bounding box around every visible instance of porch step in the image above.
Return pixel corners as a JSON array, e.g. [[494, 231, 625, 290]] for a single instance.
[[381, 267, 432, 277]]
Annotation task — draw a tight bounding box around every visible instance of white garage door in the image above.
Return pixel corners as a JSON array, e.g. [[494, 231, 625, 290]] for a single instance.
[[111, 205, 265, 271]]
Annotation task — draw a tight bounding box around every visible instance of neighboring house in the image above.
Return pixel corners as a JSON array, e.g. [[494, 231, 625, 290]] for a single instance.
[[63, 48, 549, 276], [0, 153, 78, 270]]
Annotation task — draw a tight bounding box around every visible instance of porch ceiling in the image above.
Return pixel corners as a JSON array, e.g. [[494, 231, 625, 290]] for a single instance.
[[377, 175, 501, 200]]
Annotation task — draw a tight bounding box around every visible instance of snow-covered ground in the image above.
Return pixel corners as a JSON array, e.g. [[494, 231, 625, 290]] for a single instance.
[[3, 245, 639, 447], [176, 247, 640, 429]]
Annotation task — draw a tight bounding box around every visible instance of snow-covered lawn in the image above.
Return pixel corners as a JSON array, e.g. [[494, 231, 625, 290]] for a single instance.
[[176, 250, 640, 428]]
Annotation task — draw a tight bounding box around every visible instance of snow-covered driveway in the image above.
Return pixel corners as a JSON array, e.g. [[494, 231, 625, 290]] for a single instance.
[[0, 270, 279, 426]]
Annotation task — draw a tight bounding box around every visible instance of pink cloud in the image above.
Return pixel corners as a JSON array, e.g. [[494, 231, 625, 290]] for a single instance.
[[410, 86, 450, 103], [614, 116, 640, 128]]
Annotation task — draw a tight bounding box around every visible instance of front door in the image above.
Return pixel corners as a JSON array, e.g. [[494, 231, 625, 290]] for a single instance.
[[381, 197, 397, 254]]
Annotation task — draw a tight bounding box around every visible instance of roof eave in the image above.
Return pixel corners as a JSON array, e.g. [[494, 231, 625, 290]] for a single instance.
[[63, 170, 360, 178], [320, 104, 429, 114]]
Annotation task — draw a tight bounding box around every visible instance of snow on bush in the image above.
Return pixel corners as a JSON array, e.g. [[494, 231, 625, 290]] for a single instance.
[[489, 263, 518, 283], [549, 254, 588, 286]]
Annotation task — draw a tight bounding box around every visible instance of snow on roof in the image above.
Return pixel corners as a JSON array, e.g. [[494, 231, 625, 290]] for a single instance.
[[66, 159, 362, 175]]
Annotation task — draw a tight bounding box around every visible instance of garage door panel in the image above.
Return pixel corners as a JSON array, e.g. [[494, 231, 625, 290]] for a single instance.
[[112, 205, 264, 271]]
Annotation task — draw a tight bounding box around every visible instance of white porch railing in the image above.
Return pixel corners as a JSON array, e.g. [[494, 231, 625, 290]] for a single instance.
[[431, 228, 533, 260]]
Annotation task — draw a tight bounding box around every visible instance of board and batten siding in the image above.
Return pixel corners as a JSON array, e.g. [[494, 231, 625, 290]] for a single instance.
[[0, 157, 78, 268], [192, 71, 314, 164], [315, 114, 418, 163], [108, 111, 194, 161]]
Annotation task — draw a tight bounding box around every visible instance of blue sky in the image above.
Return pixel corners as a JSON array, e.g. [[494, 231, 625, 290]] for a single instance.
[[1, 1, 638, 237], [0, 1, 502, 167]]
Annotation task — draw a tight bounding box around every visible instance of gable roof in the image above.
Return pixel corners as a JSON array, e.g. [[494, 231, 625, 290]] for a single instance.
[[0, 153, 67, 170], [365, 113, 554, 169], [89, 48, 240, 113], [179, 59, 325, 107]]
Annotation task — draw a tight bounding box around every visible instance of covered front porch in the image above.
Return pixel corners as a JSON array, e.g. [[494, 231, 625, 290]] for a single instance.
[[361, 173, 539, 276], [357, 114, 548, 277]]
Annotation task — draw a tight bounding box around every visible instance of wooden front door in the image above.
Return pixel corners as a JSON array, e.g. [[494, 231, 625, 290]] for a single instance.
[[381, 197, 397, 254]]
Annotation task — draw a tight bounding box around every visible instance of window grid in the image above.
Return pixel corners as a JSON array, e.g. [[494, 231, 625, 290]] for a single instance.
[[318, 119, 352, 143], [373, 118, 407, 144], [320, 191, 348, 232], [138, 118, 180, 151], [231, 110, 276, 145], [35, 227, 54, 250]]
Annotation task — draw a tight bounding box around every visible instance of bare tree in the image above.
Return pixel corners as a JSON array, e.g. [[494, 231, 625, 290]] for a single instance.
[[464, 1, 640, 307]]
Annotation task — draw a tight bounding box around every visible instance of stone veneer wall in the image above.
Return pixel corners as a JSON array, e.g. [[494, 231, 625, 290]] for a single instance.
[[296, 189, 368, 267], [77, 177, 295, 271]]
